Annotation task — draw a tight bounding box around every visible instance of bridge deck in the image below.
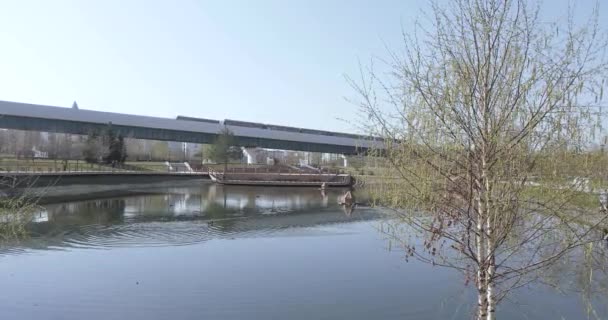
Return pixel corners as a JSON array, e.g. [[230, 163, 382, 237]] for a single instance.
[[0, 100, 383, 154]]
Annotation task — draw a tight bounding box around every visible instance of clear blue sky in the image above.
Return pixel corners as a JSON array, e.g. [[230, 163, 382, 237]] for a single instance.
[[0, 0, 603, 133]]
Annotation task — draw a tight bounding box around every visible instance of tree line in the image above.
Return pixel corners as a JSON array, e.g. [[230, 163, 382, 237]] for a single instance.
[[0, 128, 204, 163]]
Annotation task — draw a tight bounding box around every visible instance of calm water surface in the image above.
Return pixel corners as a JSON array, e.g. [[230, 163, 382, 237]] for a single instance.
[[0, 182, 606, 319]]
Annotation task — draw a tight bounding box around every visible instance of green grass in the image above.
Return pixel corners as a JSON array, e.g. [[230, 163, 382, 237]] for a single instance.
[[124, 161, 168, 171], [0, 159, 154, 172], [521, 185, 600, 209], [0, 159, 86, 172]]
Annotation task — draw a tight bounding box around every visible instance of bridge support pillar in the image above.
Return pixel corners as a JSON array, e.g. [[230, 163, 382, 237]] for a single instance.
[[341, 154, 348, 167], [243, 147, 258, 165]]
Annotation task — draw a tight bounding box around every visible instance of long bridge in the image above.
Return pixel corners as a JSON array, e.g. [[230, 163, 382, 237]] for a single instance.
[[0, 100, 383, 155]]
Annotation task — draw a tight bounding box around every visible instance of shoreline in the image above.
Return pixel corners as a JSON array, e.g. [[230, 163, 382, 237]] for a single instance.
[[1, 178, 211, 204]]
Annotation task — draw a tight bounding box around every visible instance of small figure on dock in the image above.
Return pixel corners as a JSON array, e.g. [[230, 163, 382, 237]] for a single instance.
[[339, 190, 354, 206], [320, 182, 327, 191]]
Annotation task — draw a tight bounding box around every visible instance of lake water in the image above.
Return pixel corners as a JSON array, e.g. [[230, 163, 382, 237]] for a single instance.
[[0, 182, 606, 319]]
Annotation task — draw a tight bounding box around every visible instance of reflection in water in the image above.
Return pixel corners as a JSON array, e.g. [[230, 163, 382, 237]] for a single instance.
[[0, 183, 606, 320], [339, 190, 356, 217], [2, 184, 376, 253], [342, 203, 356, 217]]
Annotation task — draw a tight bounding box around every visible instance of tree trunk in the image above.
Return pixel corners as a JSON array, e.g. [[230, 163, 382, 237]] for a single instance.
[[476, 150, 494, 320], [476, 192, 488, 320], [476, 267, 495, 320], [485, 234, 496, 320], [476, 263, 489, 320], [486, 262, 496, 320], [482, 154, 496, 320]]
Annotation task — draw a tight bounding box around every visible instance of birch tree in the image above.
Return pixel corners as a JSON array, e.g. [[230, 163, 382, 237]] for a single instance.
[[349, 0, 608, 319]]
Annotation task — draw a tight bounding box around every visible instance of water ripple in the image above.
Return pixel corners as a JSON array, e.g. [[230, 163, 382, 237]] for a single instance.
[[4, 208, 379, 254], [61, 220, 238, 249], [0, 185, 380, 255]]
